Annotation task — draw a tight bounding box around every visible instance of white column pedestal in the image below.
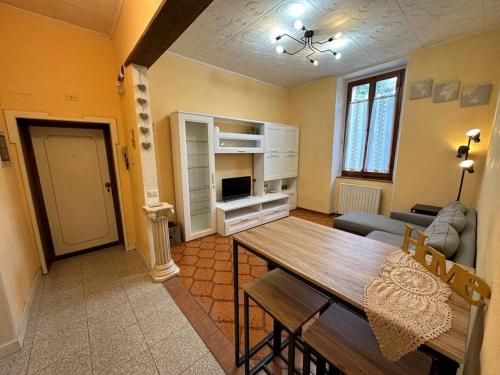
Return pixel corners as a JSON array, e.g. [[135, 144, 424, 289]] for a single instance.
[[143, 203, 180, 282]]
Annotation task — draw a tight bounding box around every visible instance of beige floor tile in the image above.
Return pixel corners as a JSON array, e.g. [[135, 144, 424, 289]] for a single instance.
[[93, 350, 158, 375], [0, 348, 30, 375], [128, 287, 174, 321], [88, 302, 137, 340], [28, 326, 89, 375], [32, 348, 91, 375], [150, 326, 209, 375], [181, 353, 224, 375], [89, 322, 148, 373], [121, 273, 162, 300], [85, 283, 128, 318]]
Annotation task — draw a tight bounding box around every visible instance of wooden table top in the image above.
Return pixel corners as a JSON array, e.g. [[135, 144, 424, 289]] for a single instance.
[[233, 216, 470, 364]]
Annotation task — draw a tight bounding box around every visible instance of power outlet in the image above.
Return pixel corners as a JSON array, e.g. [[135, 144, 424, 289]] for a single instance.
[[65, 94, 78, 102]]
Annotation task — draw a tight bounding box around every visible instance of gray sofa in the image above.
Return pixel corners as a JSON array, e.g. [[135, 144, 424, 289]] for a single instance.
[[333, 209, 477, 268]]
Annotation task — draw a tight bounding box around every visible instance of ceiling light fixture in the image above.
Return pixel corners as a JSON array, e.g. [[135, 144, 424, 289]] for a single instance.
[[273, 21, 342, 64]]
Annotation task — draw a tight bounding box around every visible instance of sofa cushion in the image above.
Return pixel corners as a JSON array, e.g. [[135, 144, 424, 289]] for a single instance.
[[366, 231, 405, 248], [434, 209, 467, 232], [424, 222, 460, 258], [442, 201, 467, 214], [333, 211, 426, 237], [452, 209, 477, 268]]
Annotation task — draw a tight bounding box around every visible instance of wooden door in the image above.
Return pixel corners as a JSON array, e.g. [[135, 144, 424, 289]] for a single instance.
[[30, 127, 119, 256]]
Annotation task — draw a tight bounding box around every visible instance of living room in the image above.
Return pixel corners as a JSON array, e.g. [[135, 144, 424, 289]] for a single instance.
[[0, 1, 499, 374]]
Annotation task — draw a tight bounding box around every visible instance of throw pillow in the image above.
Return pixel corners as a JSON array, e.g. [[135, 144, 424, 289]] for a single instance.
[[424, 222, 460, 259], [435, 209, 467, 233]]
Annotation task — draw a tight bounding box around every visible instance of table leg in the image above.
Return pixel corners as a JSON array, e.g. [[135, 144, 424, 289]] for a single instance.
[[233, 239, 242, 366]]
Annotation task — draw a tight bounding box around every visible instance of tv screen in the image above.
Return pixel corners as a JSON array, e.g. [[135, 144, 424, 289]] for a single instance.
[[222, 176, 251, 201]]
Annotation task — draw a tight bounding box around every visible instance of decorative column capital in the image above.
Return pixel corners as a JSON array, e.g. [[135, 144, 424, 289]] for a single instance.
[[143, 203, 175, 221]]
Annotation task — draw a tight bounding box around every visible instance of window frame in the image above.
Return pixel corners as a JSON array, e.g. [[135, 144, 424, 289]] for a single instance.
[[341, 69, 405, 181]]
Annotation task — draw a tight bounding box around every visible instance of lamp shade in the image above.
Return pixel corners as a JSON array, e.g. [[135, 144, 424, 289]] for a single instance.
[[460, 159, 475, 173], [466, 128, 481, 142]]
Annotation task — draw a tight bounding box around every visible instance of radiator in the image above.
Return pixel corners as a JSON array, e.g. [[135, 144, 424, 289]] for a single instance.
[[338, 183, 381, 214]]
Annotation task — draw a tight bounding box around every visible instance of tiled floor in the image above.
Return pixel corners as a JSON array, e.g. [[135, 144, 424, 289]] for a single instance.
[[170, 208, 336, 355], [0, 246, 224, 375]]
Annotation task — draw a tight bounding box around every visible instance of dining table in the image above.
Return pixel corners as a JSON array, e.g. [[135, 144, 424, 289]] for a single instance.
[[231, 216, 470, 374]]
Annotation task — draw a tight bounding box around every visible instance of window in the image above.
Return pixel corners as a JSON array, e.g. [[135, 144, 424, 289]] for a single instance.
[[342, 69, 405, 180]]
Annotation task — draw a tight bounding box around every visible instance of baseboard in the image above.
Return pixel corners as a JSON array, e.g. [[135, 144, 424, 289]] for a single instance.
[[0, 339, 20, 358], [16, 269, 42, 347]]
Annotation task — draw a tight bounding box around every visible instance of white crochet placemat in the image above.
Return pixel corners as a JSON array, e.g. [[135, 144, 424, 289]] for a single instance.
[[363, 250, 453, 361]]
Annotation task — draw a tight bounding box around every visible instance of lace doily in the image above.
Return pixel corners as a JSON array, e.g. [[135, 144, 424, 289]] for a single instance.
[[363, 251, 453, 361]]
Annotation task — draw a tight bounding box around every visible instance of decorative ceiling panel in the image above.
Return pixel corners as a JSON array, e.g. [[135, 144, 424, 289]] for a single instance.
[[0, 0, 123, 35], [170, 0, 500, 87]]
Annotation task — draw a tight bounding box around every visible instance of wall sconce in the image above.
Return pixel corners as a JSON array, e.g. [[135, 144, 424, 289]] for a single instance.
[[466, 128, 480, 143], [456, 145, 469, 158]]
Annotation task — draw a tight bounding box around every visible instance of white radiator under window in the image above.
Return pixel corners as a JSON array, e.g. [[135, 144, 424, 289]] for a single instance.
[[338, 183, 381, 214]]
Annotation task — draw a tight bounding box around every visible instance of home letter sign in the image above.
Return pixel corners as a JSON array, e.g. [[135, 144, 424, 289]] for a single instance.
[[401, 225, 490, 306]]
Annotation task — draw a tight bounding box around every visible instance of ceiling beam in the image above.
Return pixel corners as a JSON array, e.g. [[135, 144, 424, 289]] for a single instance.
[[125, 0, 213, 68]]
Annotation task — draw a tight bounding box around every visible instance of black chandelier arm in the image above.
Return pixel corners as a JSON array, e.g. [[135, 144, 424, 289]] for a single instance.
[[311, 43, 337, 57], [312, 37, 334, 46], [279, 33, 304, 45], [284, 43, 307, 56]]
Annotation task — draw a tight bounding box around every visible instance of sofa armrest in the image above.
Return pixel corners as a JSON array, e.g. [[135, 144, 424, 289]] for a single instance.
[[389, 211, 434, 228]]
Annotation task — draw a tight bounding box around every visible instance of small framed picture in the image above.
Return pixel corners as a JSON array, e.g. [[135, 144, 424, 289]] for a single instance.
[[409, 79, 433, 100], [433, 80, 460, 103], [0, 133, 11, 162], [460, 84, 492, 107]]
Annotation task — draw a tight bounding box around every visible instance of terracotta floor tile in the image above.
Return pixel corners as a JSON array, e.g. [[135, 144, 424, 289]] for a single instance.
[[179, 265, 196, 277], [214, 243, 230, 251], [212, 284, 233, 301], [179, 255, 198, 265], [214, 251, 231, 261], [179, 277, 193, 289], [183, 247, 200, 256], [202, 234, 217, 242], [198, 249, 216, 258], [213, 260, 232, 272], [238, 263, 250, 275], [250, 266, 267, 277], [193, 268, 215, 281], [190, 280, 214, 296], [200, 242, 216, 250], [213, 271, 233, 285], [186, 240, 202, 248], [196, 258, 215, 268], [211, 301, 236, 322], [195, 296, 214, 314]]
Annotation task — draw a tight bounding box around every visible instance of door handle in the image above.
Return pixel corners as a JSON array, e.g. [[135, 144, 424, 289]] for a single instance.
[[105, 182, 111, 192]]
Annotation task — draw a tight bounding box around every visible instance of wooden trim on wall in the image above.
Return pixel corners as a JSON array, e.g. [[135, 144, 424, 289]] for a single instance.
[[125, 0, 214, 68]]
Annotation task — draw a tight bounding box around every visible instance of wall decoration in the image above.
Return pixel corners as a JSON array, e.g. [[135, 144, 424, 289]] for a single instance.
[[433, 80, 460, 103], [460, 84, 492, 107], [0, 133, 11, 162], [409, 79, 433, 100]]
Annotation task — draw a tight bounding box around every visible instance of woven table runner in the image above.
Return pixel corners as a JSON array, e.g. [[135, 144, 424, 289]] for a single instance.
[[363, 250, 453, 361]]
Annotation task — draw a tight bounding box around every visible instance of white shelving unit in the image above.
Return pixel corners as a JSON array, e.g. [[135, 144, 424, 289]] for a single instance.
[[214, 131, 264, 153], [216, 193, 289, 236], [170, 111, 299, 239]]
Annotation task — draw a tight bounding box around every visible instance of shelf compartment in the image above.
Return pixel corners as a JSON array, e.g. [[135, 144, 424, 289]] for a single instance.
[[215, 131, 264, 154], [225, 206, 261, 222]]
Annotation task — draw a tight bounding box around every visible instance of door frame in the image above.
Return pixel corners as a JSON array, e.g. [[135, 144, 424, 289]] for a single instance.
[[3, 110, 130, 274]]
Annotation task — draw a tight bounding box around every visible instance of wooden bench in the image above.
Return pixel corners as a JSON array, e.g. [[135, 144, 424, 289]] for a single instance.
[[302, 304, 432, 375], [243, 269, 330, 375]]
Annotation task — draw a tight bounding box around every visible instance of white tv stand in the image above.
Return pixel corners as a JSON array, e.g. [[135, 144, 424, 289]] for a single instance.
[[216, 193, 289, 236]]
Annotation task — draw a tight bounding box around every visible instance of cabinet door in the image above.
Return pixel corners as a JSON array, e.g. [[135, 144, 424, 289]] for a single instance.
[[180, 113, 216, 240], [265, 124, 282, 153], [282, 152, 298, 178], [282, 126, 299, 152], [264, 153, 282, 180]]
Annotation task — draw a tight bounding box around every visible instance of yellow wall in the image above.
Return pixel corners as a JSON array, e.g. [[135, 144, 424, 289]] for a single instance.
[[392, 29, 500, 211], [290, 30, 500, 214], [289, 77, 336, 213], [0, 4, 135, 342], [149, 53, 289, 209], [467, 96, 500, 375]]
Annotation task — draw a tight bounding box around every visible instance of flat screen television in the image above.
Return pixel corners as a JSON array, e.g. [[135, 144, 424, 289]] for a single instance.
[[222, 176, 251, 201]]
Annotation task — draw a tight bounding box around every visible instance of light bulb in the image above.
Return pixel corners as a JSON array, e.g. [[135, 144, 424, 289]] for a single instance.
[[313, 60, 319, 66], [294, 20, 304, 30], [288, 3, 305, 17], [460, 160, 474, 169], [335, 52, 342, 60], [276, 45, 284, 54], [334, 32, 343, 39]]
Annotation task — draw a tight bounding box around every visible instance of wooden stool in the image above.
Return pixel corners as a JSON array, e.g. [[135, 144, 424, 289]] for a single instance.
[[302, 304, 432, 375], [243, 269, 330, 375]]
